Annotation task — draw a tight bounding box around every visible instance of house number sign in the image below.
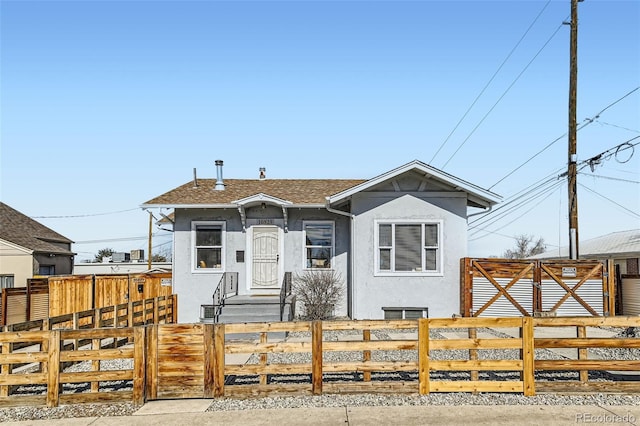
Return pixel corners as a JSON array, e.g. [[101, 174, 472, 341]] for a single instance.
[[258, 219, 274, 225], [561, 267, 577, 278]]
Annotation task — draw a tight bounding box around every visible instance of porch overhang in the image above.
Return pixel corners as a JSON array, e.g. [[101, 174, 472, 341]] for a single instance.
[[233, 193, 294, 232]]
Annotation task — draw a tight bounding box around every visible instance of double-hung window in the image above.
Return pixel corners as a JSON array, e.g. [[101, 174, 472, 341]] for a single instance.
[[376, 221, 442, 275], [192, 221, 225, 271], [304, 221, 334, 269]]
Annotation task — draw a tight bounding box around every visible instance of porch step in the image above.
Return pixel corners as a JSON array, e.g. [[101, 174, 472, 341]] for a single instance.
[[215, 295, 293, 340], [224, 295, 281, 305]]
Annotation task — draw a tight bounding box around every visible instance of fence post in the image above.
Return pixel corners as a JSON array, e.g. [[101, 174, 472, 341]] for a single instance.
[[145, 324, 158, 400], [1, 338, 11, 397], [362, 329, 371, 382], [204, 324, 215, 398], [133, 326, 146, 405], [128, 301, 134, 327], [46, 330, 61, 407], [522, 317, 535, 396], [153, 297, 159, 324], [93, 308, 100, 329], [577, 325, 588, 383], [418, 318, 430, 395], [172, 295, 178, 324], [311, 320, 323, 395], [468, 327, 478, 387], [213, 323, 225, 397]]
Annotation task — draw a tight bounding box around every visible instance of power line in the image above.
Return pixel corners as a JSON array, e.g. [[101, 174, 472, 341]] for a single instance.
[[469, 181, 563, 242], [31, 208, 140, 219], [441, 19, 566, 169], [579, 173, 640, 184], [595, 120, 640, 134], [74, 231, 172, 245], [469, 179, 563, 238], [578, 183, 640, 219], [475, 137, 639, 233], [489, 87, 640, 190], [430, 0, 553, 164]]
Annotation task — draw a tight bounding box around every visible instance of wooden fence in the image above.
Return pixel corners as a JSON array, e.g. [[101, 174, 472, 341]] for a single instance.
[[0, 295, 176, 408], [2, 314, 638, 407], [0, 273, 173, 326], [460, 258, 615, 317]]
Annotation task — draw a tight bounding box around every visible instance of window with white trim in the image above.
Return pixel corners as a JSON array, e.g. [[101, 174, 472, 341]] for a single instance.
[[192, 221, 225, 271], [376, 222, 441, 274], [303, 221, 334, 269]]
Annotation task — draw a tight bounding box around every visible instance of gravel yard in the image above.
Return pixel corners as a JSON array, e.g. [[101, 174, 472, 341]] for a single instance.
[[1, 326, 638, 422]]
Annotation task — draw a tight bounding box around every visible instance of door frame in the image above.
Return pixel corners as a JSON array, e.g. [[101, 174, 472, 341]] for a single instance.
[[245, 224, 284, 294]]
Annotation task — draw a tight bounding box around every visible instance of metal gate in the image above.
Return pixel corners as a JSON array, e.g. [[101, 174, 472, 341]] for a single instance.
[[461, 258, 614, 317]]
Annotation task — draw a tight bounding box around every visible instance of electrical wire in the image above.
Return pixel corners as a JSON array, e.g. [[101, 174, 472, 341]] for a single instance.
[[430, 0, 553, 164], [441, 19, 566, 169], [471, 136, 639, 239], [31, 208, 140, 219], [579, 174, 640, 184], [578, 183, 640, 219], [488, 88, 640, 190], [469, 179, 563, 237], [595, 120, 640, 134], [74, 231, 171, 245], [469, 180, 563, 241]]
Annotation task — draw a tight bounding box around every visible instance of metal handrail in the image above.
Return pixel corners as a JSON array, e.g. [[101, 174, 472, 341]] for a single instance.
[[279, 272, 292, 320], [210, 272, 238, 323]]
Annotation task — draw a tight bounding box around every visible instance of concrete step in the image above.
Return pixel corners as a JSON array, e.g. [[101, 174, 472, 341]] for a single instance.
[[217, 312, 281, 323], [221, 304, 281, 313], [224, 295, 280, 305]]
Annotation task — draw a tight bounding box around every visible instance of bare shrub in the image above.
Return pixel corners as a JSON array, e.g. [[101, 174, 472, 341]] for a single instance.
[[293, 270, 344, 320]]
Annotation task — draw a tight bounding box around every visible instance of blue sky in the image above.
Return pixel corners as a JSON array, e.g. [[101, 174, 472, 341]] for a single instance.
[[1, 0, 638, 262]]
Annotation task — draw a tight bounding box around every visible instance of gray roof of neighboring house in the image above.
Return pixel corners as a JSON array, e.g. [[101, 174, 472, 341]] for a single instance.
[[0, 202, 75, 255], [531, 229, 640, 259]]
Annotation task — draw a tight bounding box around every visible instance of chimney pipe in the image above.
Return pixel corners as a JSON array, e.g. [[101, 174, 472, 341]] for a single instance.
[[214, 160, 225, 190], [259, 167, 266, 179]]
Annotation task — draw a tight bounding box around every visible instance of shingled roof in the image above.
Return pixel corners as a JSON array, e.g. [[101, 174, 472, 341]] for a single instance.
[[0, 202, 74, 255], [142, 179, 367, 207]]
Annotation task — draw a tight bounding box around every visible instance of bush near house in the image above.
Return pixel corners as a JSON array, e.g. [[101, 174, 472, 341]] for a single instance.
[[293, 270, 344, 320]]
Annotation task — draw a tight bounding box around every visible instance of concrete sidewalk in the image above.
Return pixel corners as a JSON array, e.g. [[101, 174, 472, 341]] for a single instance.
[[2, 400, 639, 426]]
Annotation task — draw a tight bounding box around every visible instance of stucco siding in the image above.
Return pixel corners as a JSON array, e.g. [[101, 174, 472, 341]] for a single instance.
[[173, 208, 245, 323], [0, 240, 32, 287], [351, 192, 467, 319], [173, 207, 351, 322], [285, 209, 351, 317]]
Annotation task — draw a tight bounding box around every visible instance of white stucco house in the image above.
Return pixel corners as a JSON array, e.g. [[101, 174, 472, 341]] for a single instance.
[[141, 160, 501, 323]]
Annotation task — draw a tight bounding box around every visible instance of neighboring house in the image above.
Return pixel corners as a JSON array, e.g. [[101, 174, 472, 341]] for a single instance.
[[531, 229, 640, 275], [142, 160, 501, 323], [0, 202, 75, 288]]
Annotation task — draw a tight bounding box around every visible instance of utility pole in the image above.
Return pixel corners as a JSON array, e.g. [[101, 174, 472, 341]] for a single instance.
[[568, 0, 580, 260], [148, 211, 153, 270]]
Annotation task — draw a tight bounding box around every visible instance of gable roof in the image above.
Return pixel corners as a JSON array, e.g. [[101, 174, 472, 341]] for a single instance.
[[0, 202, 75, 255], [328, 160, 501, 208], [142, 160, 501, 209], [142, 179, 366, 208], [531, 229, 640, 259]]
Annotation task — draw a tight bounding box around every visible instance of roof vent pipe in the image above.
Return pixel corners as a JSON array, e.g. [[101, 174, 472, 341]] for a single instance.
[[214, 160, 225, 190], [259, 167, 266, 179]]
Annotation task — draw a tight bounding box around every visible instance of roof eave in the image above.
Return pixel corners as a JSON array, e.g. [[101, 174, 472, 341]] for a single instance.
[[328, 160, 502, 206], [141, 203, 327, 209]]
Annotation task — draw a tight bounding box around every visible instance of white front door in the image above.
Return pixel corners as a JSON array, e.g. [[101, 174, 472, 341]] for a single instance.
[[251, 226, 280, 289]]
